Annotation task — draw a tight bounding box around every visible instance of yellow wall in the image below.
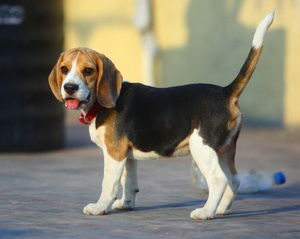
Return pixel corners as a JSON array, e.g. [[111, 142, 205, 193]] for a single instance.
[[238, 0, 300, 128], [63, 0, 143, 84], [63, 0, 300, 128], [280, 2, 300, 128]]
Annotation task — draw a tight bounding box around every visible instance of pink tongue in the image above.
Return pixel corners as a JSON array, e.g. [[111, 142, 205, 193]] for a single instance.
[[65, 99, 81, 110]]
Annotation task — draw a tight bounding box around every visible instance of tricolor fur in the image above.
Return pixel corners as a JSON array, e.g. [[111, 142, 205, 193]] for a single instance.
[[49, 12, 274, 220]]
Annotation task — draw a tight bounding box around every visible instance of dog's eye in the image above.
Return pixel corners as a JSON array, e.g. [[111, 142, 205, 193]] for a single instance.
[[83, 67, 94, 76], [61, 66, 69, 75]]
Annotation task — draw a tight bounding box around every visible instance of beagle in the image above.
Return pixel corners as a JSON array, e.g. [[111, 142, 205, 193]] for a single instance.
[[49, 12, 274, 220]]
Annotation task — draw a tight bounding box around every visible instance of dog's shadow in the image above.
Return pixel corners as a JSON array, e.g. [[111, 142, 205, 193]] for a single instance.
[[135, 200, 203, 211], [227, 204, 300, 219], [109, 182, 300, 219], [109, 200, 300, 220]]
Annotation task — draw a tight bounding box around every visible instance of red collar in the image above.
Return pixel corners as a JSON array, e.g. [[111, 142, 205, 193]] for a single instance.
[[79, 101, 103, 125]]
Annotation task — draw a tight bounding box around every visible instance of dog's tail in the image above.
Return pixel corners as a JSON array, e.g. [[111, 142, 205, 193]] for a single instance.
[[224, 12, 274, 100]]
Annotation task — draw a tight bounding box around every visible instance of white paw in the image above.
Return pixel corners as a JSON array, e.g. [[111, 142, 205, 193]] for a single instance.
[[190, 208, 214, 220], [216, 208, 232, 216], [83, 203, 108, 216], [112, 199, 135, 211]]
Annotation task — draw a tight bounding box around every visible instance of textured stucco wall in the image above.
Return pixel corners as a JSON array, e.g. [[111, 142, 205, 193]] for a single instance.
[[64, 0, 300, 127]]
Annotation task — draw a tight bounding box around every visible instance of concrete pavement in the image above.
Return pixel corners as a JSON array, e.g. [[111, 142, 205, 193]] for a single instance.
[[0, 118, 299, 238]]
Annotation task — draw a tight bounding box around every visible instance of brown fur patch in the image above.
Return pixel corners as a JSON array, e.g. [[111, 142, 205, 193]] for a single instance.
[[226, 47, 262, 131], [224, 120, 242, 175], [102, 111, 129, 162], [95, 53, 123, 108], [228, 47, 263, 100]]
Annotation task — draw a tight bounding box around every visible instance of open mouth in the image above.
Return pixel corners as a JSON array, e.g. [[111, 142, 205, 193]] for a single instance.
[[64, 94, 91, 110]]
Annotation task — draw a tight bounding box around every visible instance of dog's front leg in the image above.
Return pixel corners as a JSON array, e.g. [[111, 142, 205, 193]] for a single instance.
[[112, 158, 139, 210], [83, 154, 126, 216]]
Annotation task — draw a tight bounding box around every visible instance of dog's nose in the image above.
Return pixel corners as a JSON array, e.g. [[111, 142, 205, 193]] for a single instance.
[[64, 83, 79, 95]]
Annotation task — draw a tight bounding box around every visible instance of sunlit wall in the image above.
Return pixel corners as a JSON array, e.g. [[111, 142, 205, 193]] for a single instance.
[[63, 0, 300, 128]]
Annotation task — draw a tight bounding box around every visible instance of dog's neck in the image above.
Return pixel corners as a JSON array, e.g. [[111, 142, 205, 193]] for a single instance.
[[79, 100, 103, 125]]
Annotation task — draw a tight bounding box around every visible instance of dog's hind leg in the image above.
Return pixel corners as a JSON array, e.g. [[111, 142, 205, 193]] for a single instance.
[[189, 129, 228, 220], [216, 152, 240, 215], [112, 157, 139, 210], [216, 116, 242, 215]]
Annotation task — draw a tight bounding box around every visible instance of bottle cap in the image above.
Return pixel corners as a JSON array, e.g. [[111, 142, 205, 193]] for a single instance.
[[273, 172, 286, 185]]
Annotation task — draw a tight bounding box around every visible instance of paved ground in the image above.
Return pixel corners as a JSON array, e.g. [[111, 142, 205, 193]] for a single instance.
[[0, 113, 300, 238]]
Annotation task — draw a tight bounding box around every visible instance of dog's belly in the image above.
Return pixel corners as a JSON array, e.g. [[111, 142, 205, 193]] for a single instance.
[[127, 149, 162, 160], [90, 122, 191, 161], [128, 145, 190, 160]]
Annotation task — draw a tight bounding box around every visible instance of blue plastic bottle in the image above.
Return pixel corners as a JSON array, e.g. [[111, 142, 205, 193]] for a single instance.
[[191, 160, 286, 194], [237, 170, 286, 193]]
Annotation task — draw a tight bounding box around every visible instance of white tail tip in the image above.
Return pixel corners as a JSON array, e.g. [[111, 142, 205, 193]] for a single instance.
[[252, 11, 275, 49]]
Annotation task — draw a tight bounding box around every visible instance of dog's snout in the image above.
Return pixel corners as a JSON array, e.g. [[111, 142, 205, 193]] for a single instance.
[[64, 83, 79, 95]]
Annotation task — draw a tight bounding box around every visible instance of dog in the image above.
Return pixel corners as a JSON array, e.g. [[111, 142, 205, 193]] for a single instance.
[[49, 12, 274, 220]]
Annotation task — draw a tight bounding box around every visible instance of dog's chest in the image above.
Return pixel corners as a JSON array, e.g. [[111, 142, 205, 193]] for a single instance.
[[89, 120, 105, 149]]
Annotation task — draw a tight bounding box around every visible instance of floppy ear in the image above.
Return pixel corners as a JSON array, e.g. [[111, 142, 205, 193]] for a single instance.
[[96, 53, 123, 108], [48, 53, 64, 102]]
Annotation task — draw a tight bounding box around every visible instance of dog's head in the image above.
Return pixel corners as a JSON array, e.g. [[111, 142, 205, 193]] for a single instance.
[[49, 47, 123, 110]]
